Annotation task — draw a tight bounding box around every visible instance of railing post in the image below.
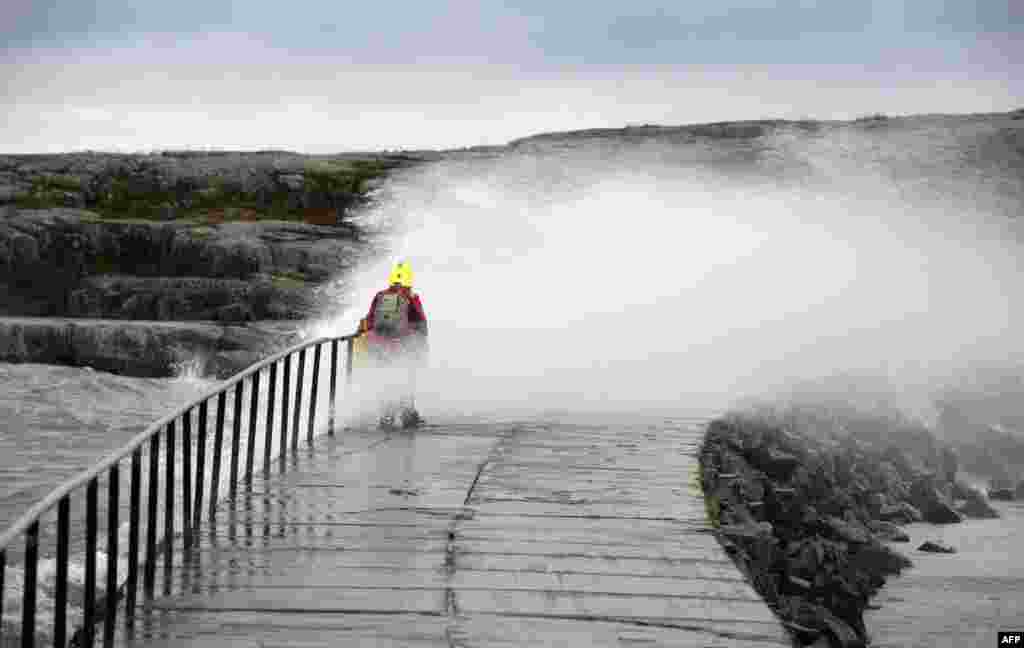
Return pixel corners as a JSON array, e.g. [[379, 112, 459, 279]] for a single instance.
[[281, 354, 292, 457], [104, 464, 120, 646], [263, 363, 277, 477], [84, 477, 99, 647], [193, 401, 208, 535], [0, 549, 5, 643], [345, 337, 354, 387], [209, 392, 227, 521], [308, 343, 321, 443], [20, 521, 38, 648], [329, 339, 339, 436], [144, 435, 160, 598], [126, 448, 141, 630], [292, 348, 306, 450], [246, 370, 260, 488], [182, 411, 193, 553], [230, 382, 243, 500], [163, 422, 175, 594], [54, 496, 70, 647]]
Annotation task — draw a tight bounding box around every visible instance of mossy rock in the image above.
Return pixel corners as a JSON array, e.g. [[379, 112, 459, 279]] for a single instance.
[[270, 271, 308, 287], [13, 175, 86, 209]]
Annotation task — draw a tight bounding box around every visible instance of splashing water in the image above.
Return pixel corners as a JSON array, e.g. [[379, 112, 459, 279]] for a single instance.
[[304, 117, 1024, 420], [170, 353, 209, 384]]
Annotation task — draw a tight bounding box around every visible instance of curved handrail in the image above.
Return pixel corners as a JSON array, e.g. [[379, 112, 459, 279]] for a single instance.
[[0, 331, 357, 553]]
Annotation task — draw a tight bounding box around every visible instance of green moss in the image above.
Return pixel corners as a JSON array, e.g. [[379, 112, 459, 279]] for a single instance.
[[13, 174, 85, 208], [706, 494, 721, 529], [44, 174, 84, 192], [93, 171, 178, 220], [16, 155, 403, 222], [271, 271, 308, 287], [697, 460, 721, 528], [304, 158, 397, 196], [93, 253, 117, 274]]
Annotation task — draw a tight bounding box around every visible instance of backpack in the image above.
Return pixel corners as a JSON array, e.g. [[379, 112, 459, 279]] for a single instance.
[[372, 290, 411, 337]]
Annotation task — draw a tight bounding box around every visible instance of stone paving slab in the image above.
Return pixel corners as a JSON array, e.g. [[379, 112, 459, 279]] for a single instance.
[[113, 419, 790, 647]]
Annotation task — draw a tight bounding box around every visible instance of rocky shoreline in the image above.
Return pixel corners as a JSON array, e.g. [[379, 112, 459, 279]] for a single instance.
[[699, 405, 1003, 648], [0, 151, 425, 377]]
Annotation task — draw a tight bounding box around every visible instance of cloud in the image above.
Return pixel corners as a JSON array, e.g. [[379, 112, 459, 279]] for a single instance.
[[1, 1, 1022, 152]]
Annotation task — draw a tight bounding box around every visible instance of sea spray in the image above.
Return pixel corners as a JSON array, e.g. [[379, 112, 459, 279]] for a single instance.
[[286, 118, 1023, 421]]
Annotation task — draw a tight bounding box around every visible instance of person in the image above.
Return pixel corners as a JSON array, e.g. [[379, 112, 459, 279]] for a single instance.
[[363, 261, 428, 428]]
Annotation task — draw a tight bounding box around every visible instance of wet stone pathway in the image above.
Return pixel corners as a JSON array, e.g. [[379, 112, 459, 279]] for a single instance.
[[115, 418, 789, 647]]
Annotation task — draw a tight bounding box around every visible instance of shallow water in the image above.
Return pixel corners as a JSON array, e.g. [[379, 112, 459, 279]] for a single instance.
[[0, 356, 344, 642], [0, 363, 216, 530], [866, 500, 1024, 647]]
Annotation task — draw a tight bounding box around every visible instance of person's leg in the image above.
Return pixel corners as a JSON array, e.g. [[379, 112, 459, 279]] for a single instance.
[[372, 342, 398, 426], [398, 354, 420, 427]]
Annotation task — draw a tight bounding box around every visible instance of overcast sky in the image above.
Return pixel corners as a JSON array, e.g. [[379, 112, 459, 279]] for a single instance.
[[2, 1, 1021, 152]]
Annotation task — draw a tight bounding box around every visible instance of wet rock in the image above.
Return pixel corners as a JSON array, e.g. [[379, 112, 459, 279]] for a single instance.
[[988, 487, 1015, 501], [875, 461, 909, 500], [920, 500, 963, 524], [278, 173, 304, 191], [752, 448, 801, 481], [878, 501, 923, 524], [1017, 481, 1024, 500], [778, 597, 865, 648], [819, 611, 867, 648], [906, 477, 958, 527], [9, 232, 39, 267], [848, 542, 912, 575], [941, 446, 958, 483], [701, 414, 927, 648], [0, 184, 22, 203], [720, 499, 761, 524], [867, 492, 888, 516], [950, 480, 975, 501], [866, 519, 910, 543], [718, 520, 778, 572], [119, 294, 156, 319], [215, 302, 253, 323], [67, 288, 103, 317], [782, 620, 824, 645], [155, 294, 189, 320], [957, 487, 1000, 519], [0, 318, 296, 378], [60, 191, 86, 208], [918, 540, 956, 553], [823, 516, 871, 545], [718, 520, 774, 540], [786, 538, 825, 579]]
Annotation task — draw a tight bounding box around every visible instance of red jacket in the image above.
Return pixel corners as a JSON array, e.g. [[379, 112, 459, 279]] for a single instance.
[[364, 285, 428, 339]]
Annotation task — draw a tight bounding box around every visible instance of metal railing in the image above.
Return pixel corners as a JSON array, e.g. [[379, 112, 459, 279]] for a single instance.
[[0, 332, 357, 647]]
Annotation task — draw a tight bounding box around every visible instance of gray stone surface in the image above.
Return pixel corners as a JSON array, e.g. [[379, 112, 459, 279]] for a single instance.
[[0, 316, 301, 377], [114, 419, 788, 646]]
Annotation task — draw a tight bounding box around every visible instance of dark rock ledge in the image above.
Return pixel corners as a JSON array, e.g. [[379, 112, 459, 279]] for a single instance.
[[699, 409, 1000, 647]]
